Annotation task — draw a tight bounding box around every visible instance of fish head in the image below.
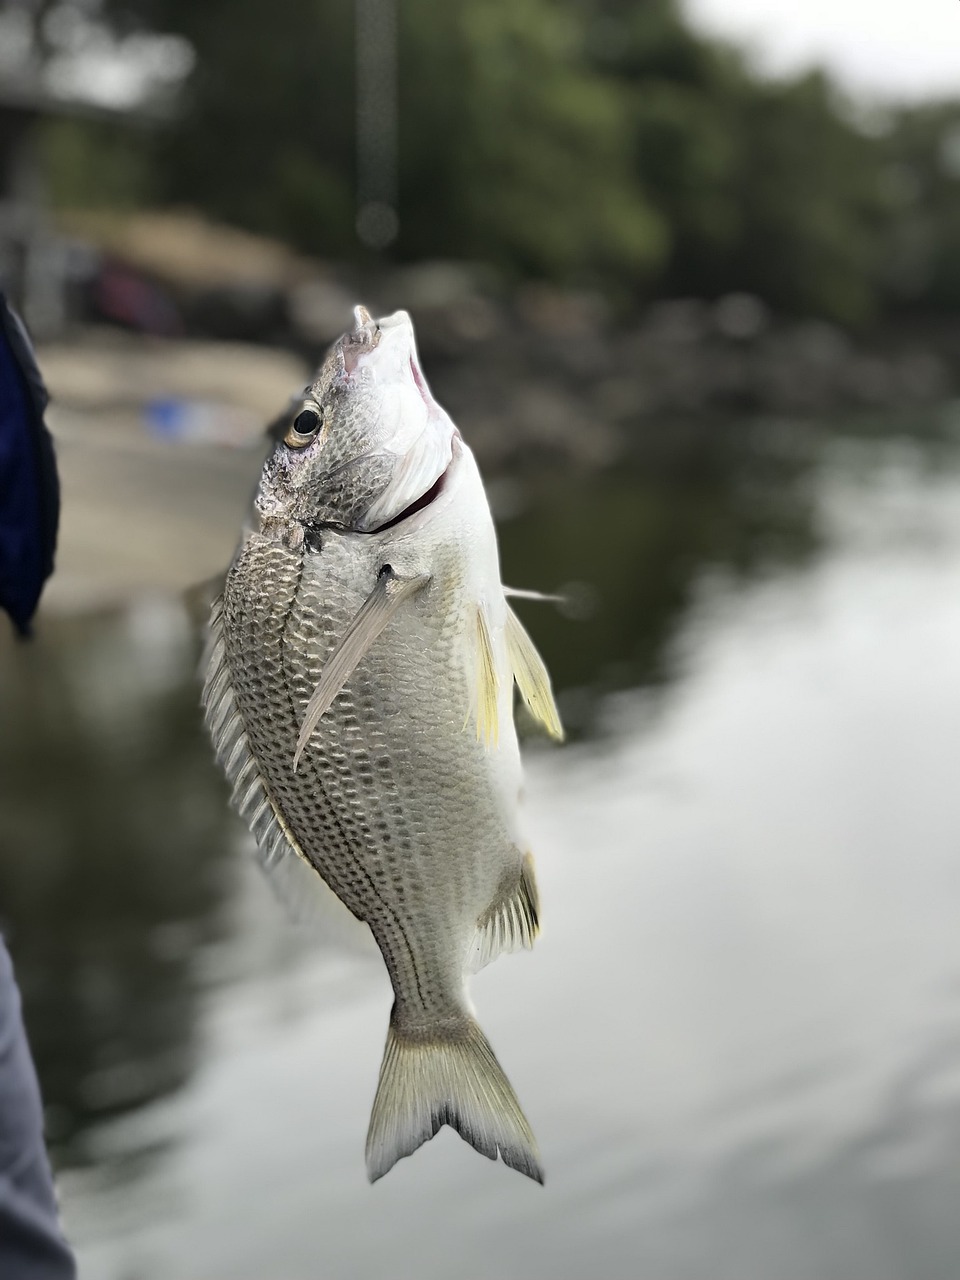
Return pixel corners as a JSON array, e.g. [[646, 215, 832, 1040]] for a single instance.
[[256, 306, 458, 535]]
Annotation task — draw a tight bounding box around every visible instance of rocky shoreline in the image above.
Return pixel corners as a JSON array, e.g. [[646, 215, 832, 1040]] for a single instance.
[[376, 278, 957, 472], [54, 212, 960, 477]]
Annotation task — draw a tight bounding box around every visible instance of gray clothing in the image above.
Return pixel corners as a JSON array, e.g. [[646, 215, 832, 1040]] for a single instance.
[[0, 936, 76, 1278]]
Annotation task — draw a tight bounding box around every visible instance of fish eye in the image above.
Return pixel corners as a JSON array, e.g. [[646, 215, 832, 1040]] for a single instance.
[[285, 406, 322, 448]]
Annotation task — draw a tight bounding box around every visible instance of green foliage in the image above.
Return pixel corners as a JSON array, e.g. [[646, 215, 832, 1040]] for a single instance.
[[723, 75, 886, 325], [578, 6, 886, 323], [399, 0, 666, 280], [39, 117, 157, 211], [879, 102, 960, 312], [145, 0, 357, 254], [26, 0, 960, 322], [122, 0, 666, 283]]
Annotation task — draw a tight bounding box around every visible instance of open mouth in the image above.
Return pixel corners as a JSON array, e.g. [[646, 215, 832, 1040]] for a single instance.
[[409, 353, 433, 409]]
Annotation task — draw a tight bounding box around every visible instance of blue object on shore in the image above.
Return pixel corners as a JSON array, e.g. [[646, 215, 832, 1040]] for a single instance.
[[144, 396, 188, 439]]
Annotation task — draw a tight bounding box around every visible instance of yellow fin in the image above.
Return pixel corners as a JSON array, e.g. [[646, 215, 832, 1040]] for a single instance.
[[470, 604, 500, 749], [469, 853, 541, 972], [505, 604, 564, 741]]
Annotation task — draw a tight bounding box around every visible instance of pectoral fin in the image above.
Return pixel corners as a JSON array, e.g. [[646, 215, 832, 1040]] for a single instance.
[[505, 604, 564, 741], [294, 568, 430, 770]]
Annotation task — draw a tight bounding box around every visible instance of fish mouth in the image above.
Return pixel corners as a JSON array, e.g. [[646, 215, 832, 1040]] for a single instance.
[[341, 308, 456, 533], [290, 307, 457, 538], [339, 305, 382, 374], [407, 346, 435, 413]]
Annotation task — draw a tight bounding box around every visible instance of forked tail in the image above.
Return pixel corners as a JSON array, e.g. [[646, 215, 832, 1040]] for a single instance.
[[365, 1006, 543, 1183]]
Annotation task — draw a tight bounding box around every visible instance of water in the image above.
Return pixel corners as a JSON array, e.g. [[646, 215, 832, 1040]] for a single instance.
[[3, 408, 960, 1278]]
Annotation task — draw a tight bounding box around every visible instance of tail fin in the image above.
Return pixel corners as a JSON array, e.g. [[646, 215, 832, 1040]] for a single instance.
[[365, 1009, 543, 1184]]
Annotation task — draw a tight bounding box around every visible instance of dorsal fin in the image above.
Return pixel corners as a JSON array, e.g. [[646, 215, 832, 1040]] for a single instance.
[[202, 597, 323, 913], [468, 853, 541, 972]]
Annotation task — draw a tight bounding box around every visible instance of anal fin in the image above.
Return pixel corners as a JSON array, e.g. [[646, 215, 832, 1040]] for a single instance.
[[469, 852, 541, 972]]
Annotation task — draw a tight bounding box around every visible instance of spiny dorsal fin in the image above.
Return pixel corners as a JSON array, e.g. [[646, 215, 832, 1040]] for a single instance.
[[203, 596, 321, 911], [294, 567, 430, 771], [470, 603, 500, 749], [204, 600, 379, 937], [469, 853, 541, 972], [505, 604, 564, 741]]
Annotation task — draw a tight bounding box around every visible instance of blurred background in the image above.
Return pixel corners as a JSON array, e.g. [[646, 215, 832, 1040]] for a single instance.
[[2, 1, 960, 1276]]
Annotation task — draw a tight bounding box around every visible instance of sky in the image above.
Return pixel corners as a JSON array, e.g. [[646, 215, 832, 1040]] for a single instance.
[[682, 0, 960, 103]]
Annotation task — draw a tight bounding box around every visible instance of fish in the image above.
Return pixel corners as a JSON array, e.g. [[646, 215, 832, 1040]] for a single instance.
[[202, 305, 563, 1183]]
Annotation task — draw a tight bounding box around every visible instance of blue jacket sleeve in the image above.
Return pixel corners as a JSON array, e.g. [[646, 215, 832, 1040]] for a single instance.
[[0, 292, 60, 635]]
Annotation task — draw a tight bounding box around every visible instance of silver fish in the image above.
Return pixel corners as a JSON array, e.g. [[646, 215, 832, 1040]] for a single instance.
[[202, 306, 562, 1183]]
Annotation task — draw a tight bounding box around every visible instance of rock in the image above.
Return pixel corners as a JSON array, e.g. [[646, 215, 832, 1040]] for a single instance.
[[714, 293, 769, 340], [845, 355, 894, 406], [790, 320, 851, 368], [895, 352, 949, 402], [380, 261, 489, 312], [641, 298, 709, 345], [515, 284, 611, 340]]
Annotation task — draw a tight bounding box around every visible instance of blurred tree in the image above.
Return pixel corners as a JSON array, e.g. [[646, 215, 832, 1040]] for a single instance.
[[6, 0, 950, 324], [40, 117, 157, 210], [397, 0, 665, 281], [879, 102, 960, 313], [578, 1, 886, 323], [721, 74, 887, 325], [96, 0, 666, 282], [100, 0, 358, 252]]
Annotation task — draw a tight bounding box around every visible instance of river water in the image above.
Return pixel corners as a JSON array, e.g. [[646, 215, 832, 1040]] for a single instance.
[[3, 408, 960, 1279]]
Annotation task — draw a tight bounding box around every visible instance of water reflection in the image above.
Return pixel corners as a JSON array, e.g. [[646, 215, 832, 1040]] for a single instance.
[[2, 407, 960, 1277], [503, 416, 827, 734], [0, 597, 234, 1160]]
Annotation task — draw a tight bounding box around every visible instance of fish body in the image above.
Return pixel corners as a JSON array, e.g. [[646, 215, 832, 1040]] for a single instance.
[[203, 309, 561, 1182]]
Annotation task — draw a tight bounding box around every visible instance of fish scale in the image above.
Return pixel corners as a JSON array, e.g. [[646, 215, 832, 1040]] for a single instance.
[[204, 307, 563, 1182], [224, 530, 516, 1014]]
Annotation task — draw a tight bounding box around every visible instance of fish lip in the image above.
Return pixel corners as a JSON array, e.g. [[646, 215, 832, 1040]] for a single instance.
[[338, 306, 382, 375], [337, 309, 432, 396]]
